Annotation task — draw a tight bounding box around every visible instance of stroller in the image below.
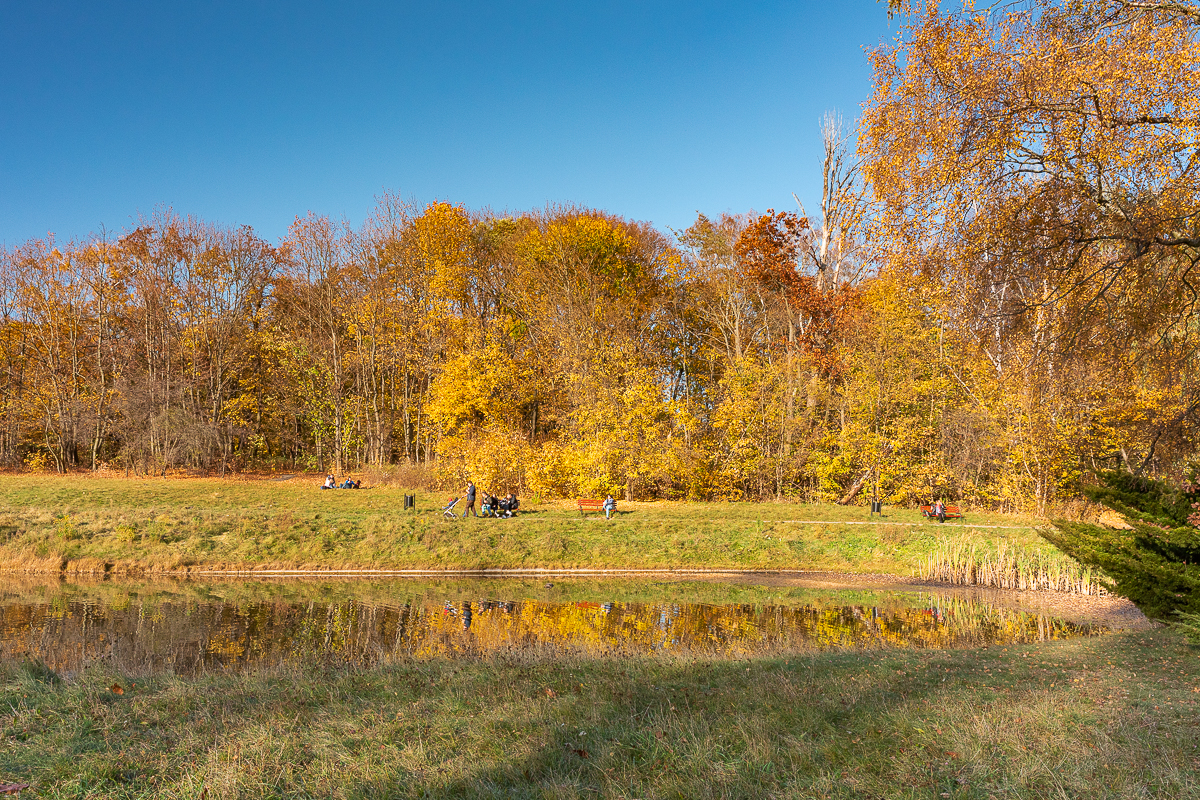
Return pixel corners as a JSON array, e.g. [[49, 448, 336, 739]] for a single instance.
[[442, 497, 461, 519]]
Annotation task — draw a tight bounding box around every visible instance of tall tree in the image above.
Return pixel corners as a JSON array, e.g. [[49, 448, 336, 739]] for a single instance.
[[862, 0, 1200, 498]]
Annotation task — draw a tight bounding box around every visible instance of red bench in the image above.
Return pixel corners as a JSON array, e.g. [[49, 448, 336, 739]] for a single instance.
[[576, 498, 610, 518], [920, 504, 963, 520]]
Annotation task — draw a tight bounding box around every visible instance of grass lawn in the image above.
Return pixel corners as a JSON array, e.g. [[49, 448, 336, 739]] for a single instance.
[[0, 474, 1058, 578], [1, 628, 1196, 798], [0, 476, 1189, 798]]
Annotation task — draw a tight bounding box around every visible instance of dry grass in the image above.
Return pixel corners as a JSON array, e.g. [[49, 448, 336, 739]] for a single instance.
[[1, 629, 1196, 798]]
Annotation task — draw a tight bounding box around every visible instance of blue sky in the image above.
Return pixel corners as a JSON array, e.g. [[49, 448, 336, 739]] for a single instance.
[[0, 1, 897, 246]]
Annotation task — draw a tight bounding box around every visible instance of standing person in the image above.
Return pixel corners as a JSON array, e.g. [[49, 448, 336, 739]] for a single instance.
[[463, 480, 477, 518]]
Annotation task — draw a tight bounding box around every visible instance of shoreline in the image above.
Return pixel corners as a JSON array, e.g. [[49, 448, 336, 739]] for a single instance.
[[0, 562, 1149, 629]]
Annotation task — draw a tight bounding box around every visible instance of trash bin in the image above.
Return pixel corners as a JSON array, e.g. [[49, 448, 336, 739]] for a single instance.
[[403, 494, 415, 510], [869, 500, 883, 515]]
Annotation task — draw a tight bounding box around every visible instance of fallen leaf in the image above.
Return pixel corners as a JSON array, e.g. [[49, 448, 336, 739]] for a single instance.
[[572, 748, 589, 759], [654, 730, 665, 740], [110, 684, 124, 695], [0, 784, 32, 796]]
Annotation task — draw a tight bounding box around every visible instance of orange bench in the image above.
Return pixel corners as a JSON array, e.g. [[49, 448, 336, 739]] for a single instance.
[[920, 504, 963, 520], [577, 498, 608, 518]]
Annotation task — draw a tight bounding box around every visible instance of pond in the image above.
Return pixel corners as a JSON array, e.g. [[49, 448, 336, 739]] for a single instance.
[[0, 575, 1116, 676]]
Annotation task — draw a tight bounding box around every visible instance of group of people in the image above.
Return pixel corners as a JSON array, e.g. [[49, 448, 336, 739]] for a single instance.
[[319, 474, 361, 490], [315, 474, 523, 519], [929, 498, 946, 522], [460, 480, 519, 518]]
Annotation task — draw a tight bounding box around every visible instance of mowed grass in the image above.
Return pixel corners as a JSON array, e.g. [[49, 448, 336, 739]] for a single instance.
[[1, 629, 1196, 798], [0, 475, 1055, 577]]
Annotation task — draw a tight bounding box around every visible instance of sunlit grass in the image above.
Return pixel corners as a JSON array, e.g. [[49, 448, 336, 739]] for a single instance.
[[0, 474, 1053, 581], [1, 629, 1196, 798]]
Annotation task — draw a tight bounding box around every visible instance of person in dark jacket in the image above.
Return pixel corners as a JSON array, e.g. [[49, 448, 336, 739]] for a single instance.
[[463, 481, 477, 518]]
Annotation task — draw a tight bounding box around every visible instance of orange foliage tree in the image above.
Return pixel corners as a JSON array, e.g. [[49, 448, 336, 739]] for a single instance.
[[861, 0, 1200, 507]]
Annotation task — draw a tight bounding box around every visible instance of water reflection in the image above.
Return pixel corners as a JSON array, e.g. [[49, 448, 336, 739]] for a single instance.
[[0, 578, 1106, 676]]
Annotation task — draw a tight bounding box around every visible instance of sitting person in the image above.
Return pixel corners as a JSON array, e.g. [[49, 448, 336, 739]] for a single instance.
[[339, 477, 361, 489], [320, 474, 335, 490], [480, 493, 497, 516], [602, 494, 616, 519], [499, 493, 519, 516]]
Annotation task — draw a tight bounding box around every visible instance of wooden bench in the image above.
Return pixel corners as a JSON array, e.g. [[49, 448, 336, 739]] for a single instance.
[[576, 498, 611, 518], [920, 504, 963, 520]]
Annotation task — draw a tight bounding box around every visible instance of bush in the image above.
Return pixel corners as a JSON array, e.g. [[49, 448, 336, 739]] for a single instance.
[[1041, 471, 1200, 621]]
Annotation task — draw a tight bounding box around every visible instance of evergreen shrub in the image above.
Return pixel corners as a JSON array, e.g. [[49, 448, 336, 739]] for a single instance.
[[1041, 471, 1199, 622]]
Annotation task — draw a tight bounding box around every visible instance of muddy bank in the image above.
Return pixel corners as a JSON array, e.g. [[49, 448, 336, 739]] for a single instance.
[[688, 570, 1151, 630]]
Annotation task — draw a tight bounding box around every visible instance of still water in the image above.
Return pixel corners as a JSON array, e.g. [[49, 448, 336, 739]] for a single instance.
[[0, 576, 1108, 676]]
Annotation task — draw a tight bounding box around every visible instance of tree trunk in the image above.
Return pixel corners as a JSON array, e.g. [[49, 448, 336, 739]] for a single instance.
[[837, 468, 872, 505]]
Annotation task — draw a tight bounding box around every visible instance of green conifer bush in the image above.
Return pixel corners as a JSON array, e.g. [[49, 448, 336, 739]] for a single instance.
[[1042, 471, 1200, 622]]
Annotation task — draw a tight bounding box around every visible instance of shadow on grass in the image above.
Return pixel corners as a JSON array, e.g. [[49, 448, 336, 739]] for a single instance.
[[3, 632, 1196, 799], [354, 633, 1196, 799]]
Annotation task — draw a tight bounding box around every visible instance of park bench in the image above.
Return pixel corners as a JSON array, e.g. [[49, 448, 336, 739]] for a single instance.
[[576, 498, 610, 518], [920, 504, 963, 521]]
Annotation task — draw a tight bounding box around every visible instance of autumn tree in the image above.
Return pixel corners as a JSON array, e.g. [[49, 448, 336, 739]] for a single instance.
[[0, 245, 26, 466], [862, 0, 1200, 500], [795, 112, 868, 294], [275, 213, 354, 474], [180, 224, 277, 474], [344, 193, 414, 466]]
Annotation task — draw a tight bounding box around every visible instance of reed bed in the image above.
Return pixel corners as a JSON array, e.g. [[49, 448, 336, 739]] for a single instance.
[[918, 538, 1108, 595]]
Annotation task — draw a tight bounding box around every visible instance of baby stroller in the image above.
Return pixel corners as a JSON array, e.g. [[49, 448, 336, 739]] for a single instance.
[[442, 497, 460, 519]]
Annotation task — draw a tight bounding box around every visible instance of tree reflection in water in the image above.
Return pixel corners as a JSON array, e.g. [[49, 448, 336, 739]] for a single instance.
[[0, 580, 1106, 676]]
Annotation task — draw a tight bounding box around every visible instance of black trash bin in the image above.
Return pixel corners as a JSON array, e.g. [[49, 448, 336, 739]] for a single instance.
[[403, 494, 415, 510]]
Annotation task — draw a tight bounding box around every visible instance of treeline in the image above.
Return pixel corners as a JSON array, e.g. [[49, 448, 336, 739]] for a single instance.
[[0, 194, 1186, 508], [4, 0, 1198, 508]]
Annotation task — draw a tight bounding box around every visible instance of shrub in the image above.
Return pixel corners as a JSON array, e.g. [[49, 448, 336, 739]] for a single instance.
[[1041, 471, 1200, 622]]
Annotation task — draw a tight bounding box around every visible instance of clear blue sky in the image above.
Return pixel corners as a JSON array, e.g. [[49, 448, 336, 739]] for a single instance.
[[0, 1, 896, 246]]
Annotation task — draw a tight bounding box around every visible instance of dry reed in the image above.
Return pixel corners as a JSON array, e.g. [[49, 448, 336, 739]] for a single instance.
[[918, 538, 1108, 595]]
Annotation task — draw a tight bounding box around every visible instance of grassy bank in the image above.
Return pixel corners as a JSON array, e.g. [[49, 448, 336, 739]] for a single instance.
[[1, 629, 1196, 798], [0, 475, 1091, 585]]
